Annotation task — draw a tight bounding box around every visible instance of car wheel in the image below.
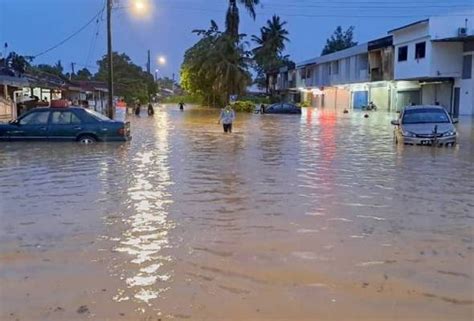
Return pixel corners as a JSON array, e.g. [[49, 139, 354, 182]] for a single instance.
[[78, 135, 97, 144]]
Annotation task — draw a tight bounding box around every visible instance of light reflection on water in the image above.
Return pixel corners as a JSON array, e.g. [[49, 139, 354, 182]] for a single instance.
[[111, 111, 175, 305]]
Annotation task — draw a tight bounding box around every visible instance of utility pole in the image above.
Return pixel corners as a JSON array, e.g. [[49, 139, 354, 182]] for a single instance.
[[106, 0, 114, 119], [70, 62, 75, 80], [147, 49, 151, 74]]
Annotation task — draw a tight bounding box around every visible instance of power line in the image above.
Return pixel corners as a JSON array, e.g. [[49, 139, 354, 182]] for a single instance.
[[31, 5, 105, 59], [85, 4, 105, 68]]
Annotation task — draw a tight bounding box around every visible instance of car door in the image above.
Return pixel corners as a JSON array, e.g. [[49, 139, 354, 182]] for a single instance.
[[48, 110, 84, 141], [10, 110, 50, 140]]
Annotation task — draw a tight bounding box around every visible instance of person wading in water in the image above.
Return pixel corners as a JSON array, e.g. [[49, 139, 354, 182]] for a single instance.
[[218, 105, 236, 133]]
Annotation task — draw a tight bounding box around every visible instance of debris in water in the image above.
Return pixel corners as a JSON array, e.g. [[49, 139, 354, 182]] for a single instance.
[[77, 305, 89, 314]]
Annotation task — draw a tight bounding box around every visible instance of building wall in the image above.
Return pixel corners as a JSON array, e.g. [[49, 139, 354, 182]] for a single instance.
[[394, 36, 432, 79], [457, 49, 474, 115], [430, 42, 463, 78]]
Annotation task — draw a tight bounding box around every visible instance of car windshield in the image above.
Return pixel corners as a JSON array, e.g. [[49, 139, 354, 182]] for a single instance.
[[84, 109, 111, 121], [402, 108, 450, 124]]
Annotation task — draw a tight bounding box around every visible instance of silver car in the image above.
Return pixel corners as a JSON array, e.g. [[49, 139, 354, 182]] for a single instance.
[[391, 105, 457, 146]]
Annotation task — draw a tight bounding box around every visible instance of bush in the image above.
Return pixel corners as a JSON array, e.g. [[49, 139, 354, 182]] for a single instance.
[[162, 95, 201, 104], [299, 100, 311, 107], [238, 95, 270, 104], [232, 100, 256, 113]]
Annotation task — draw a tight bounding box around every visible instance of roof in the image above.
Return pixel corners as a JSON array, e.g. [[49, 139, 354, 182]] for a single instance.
[[432, 35, 474, 42], [388, 19, 429, 34], [297, 43, 368, 68], [368, 36, 393, 51], [404, 105, 445, 111]]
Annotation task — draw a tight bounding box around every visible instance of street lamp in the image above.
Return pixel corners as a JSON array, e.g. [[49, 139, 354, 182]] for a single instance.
[[158, 56, 166, 66], [106, 0, 152, 119]]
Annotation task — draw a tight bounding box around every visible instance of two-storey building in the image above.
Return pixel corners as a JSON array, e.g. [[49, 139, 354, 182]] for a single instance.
[[389, 14, 474, 115]]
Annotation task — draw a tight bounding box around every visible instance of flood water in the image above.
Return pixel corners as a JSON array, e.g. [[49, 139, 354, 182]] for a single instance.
[[1, 106, 473, 321]]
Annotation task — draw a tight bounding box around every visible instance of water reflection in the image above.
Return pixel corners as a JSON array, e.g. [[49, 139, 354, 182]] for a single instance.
[[112, 111, 174, 306]]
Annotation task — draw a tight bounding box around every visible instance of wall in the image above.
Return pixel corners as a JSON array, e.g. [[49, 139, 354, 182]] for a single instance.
[[394, 36, 432, 79], [457, 51, 474, 115], [431, 42, 463, 78]]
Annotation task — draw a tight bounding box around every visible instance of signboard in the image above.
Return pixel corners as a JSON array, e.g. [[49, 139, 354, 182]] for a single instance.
[[115, 100, 127, 121]]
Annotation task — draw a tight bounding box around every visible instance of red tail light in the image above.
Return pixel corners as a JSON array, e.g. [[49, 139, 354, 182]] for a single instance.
[[117, 127, 125, 136]]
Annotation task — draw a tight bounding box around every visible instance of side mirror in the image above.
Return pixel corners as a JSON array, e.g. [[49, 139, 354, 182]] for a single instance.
[[391, 120, 400, 126], [452, 118, 459, 124]]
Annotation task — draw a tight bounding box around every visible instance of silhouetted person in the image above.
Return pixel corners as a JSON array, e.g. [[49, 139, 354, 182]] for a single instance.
[[147, 103, 154, 116], [179, 102, 185, 111]]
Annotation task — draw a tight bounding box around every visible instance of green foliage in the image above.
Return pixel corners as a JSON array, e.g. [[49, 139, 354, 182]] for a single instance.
[[252, 15, 291, 91], [1, 52, 33, 74], [36, 60, 64, 76], [162, 94, 201, 104], [181, 21, 252, 107], [299, 100, 311, 107], [232, 100, 255, 112], [225, 0, 260, 39], [321, 26, 357, 56], [156, 77, 175, 91], [95, 52, 156, 104], [238, 95, 270, 104], [73, 68, 92, 80]]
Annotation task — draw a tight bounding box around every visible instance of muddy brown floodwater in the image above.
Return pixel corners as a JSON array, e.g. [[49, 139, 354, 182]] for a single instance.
[[0, 106, 473, 321]]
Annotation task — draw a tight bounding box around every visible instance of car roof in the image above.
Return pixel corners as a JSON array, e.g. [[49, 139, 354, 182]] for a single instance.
[[404, 105, 446, 111], [31, 106, 86, 111]]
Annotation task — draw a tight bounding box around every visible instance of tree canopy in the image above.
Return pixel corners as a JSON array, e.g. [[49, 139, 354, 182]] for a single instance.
[[95, 52, 156, 103], [252, 15, 291, 90], [181, 21, 252, 106], [321, 26, 357, 56], [225, 0, 260, 40]]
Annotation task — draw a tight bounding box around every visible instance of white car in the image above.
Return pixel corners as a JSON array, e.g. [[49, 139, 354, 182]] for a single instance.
[[391, 105, 457, 146]]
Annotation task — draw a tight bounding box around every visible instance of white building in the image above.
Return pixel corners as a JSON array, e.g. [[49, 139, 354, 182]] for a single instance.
[[296, 43, 372, 110], [289, 11, 474, 116], [389, 14, 474, 115]]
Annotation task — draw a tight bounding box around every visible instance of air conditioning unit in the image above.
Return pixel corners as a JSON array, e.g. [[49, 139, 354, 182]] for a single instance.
[[458, 27, 468, 37]]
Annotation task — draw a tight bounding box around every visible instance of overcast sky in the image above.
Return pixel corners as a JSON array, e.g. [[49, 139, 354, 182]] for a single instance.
[[1, 0, 473, 79]]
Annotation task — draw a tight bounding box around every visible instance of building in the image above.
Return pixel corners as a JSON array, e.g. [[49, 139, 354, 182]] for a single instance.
[[389, 15, 474, 116], [287, 11, 474, 116], [295, 43, 372, 110]]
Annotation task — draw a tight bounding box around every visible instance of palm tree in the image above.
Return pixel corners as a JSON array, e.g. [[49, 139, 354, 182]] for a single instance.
[[252, 15, 290, 92], [252, 15, 289, 60], [226, 0, 260, 40]]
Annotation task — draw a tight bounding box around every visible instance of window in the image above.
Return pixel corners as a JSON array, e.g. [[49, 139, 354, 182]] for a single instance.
[[331, 61, 339, 75], [415, 42, 426, 59], [51, 111, 82, 125], [84, 109, 110, 121], [402, 108, 450, 124], [398, 46, 408, 62], [462, 55, 472, 79], [19, 111, 50, 125]]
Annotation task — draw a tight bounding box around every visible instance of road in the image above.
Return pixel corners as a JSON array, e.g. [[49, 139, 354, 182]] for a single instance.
[[1, 106, 473, 320]]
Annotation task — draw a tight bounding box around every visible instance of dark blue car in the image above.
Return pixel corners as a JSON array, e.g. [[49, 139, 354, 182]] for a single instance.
[[0, 107, 131, 143], [264, 103, 302, 114]]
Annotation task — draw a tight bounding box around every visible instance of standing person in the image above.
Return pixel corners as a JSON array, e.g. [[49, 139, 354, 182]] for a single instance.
[[218, 105, 236, 133], [179, 101, 185, 111], [147, 103, 154, 116], [135, 101, 140, 116]]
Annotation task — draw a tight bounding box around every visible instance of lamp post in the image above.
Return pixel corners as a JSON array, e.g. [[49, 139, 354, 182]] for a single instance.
[[106, 0, 114, 119]]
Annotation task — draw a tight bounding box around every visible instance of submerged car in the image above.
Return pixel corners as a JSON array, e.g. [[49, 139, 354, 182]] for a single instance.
[[391, 105, 457, 146], [263, 103, 302, 114], [0, 107, 131, 143]]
